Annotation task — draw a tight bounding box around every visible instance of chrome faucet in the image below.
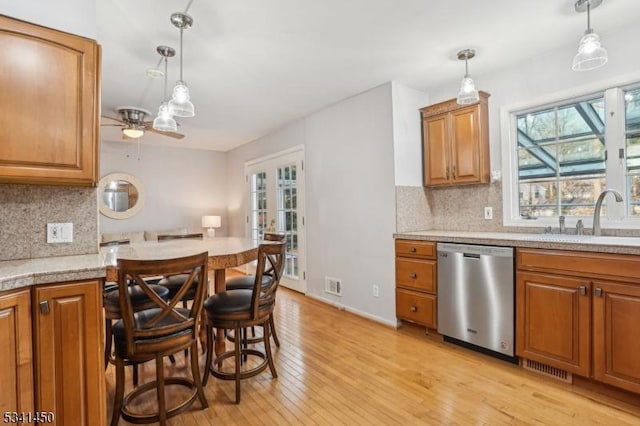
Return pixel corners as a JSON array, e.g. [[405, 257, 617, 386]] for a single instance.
[[592, 189, 623, 236]]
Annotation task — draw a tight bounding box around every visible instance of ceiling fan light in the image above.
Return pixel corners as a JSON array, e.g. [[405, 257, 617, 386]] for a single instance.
[[572, 31, 608, 71], [153, 102, 178, 132], [122, 127, 144, 138], [169, 81, 195, 117], [457, 76, 479, 105]]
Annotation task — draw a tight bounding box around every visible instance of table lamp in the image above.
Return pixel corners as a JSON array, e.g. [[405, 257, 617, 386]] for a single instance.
[[201, 215, 221, 237]]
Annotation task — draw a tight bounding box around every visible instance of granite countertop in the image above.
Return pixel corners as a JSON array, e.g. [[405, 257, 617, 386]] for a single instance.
[[394, 230, 640, 256], [0, 237, 261, 292]]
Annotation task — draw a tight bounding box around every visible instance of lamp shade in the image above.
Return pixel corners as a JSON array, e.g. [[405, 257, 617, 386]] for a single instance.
[[572, 31, 608, 71], [456, 76, 480, 105], [202, 215, 221, 228]]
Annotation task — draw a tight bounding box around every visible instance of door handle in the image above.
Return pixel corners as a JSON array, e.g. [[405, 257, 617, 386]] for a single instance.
[[410, 247, 417, 253], [410, 272, 417, 279], [594, 287, 603, 297], [579, 285, 587, 296], [39, 300, 50, 314], [409, 305, 418, 312]]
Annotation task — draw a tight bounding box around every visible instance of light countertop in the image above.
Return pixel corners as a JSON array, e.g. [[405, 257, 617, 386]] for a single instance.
[[0, 237, 260, 292], [394, 230, 640, 256]]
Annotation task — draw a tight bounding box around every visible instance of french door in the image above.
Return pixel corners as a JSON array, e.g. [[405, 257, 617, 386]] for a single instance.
[[245, 147, 306, 293]]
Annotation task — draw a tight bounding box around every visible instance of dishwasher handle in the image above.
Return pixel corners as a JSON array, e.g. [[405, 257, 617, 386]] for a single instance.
[[463, 253, 481, 259]]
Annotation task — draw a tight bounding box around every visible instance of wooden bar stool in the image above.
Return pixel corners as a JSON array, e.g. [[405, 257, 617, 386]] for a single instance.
[[110, 252, 209, 426], [202, 241, 285, 403]]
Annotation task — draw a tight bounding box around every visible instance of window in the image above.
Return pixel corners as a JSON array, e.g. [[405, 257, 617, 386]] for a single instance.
[[502, 84, 639, 228]]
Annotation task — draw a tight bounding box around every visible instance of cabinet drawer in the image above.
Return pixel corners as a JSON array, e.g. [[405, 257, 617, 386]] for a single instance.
[[395, 240, 436, 259], [395, 258, 436, 293], [396, 289, 437, 328]]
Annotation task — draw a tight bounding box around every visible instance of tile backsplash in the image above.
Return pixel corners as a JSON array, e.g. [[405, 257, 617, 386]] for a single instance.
[[0, 184, 98, 261], [396, 184, 640, 237]]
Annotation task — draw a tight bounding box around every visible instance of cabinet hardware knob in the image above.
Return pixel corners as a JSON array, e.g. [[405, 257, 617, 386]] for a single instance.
[[39, 300, 50, 314], [594, 288, 603, 297], [410, 305, 418, 312], [579, 285, 587, 296], [410, 272, 417, 279], [410, 247, 417, 253]]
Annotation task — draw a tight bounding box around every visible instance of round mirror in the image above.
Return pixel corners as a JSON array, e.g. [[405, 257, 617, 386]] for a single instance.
[[98, 173, 145, 219]]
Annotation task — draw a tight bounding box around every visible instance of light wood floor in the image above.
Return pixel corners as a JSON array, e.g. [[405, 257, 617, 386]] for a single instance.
[[106, 288, 640, 425]]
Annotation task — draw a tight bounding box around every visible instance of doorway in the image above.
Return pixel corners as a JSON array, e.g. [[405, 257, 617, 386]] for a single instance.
[[245, 147, 306, 293]]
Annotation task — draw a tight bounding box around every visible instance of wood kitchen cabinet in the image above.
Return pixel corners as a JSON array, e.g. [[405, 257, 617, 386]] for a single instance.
[[33, 280, 106, 425], [0, 15, 100, 186], [0, 289, 34, 414], [516, 248, 640, 394], [395, 239, 437, 329], [420, 92, 490, 187]]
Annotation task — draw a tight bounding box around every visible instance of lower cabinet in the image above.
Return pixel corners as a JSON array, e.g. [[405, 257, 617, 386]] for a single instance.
[[395, 239, 437, 329], [0, 289, 34, 414], [34, 280, 106, 425], [516, 248, 640, 394], [1, 280, 106, 425]]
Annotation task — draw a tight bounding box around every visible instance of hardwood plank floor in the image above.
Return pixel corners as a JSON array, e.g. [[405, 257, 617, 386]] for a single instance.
[[106, 288, 640, 425]]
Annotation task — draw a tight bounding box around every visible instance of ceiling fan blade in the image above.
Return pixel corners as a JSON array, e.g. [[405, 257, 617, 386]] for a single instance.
[[101, 115, 126, 125], [146, 127, 185, 139]]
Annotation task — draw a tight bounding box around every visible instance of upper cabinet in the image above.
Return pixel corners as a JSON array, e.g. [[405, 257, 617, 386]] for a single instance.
[[420, 92, 490, 187], [0, 16, 100, 186]]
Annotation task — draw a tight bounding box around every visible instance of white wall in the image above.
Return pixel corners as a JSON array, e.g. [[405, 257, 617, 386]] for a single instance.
[[99, 141, 228, 236], [392, 82, 428, 186], [3, 0, 96, 39], [226, 83, 398, 325]]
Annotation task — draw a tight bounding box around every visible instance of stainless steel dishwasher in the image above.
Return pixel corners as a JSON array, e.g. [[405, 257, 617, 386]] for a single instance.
[[437, 242, 515, 359]]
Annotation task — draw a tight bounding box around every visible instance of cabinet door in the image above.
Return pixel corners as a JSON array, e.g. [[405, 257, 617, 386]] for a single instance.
[[450, 106, 481, 184], [423, 114, 450, 186], [0, 16, 100, 186], [34, 280, 105, 425], [0, 289, 34, 414], [516, 272, 591, 376], [592, 281, 640, 394]]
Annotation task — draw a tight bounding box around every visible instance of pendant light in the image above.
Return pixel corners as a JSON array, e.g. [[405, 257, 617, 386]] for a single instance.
[[153, 45, 178, 133], [572, 0, 608, 71], [456, 49, 480, 105], [168, 12, 195, 118]]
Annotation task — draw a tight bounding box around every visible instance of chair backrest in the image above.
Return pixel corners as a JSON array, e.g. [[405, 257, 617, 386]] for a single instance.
[[264, 232, 286, 242], [251, 241, 286, 319], [100, 239, 130, 247], [157, 233, 203, 241], [116, 252, 209, 355]]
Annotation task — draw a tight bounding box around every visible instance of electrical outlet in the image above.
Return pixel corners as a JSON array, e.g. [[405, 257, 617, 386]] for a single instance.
[[484, 206, 493, 220], [47, 222, 73, 243], [372, 284, 380, 297]]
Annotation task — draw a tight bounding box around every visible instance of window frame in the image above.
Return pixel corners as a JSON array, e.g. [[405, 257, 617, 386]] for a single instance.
[[500, 81, 640, 230]]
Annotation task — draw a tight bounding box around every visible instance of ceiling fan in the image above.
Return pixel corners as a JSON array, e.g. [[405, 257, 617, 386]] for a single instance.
[[101, 106, 185, 140]]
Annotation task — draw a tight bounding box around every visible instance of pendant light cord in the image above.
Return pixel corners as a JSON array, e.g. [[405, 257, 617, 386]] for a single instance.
[[586, 1, 592, 31], [163, 56, 169, 101], [179, 27, 184, 82]]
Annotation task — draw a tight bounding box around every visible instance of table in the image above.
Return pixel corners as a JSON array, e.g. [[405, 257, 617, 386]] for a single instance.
[[101, 237, 260, 357]]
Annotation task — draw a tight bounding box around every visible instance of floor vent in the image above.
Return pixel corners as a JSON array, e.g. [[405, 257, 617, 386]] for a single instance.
[[523, 359, 573, 383], [324, 276, 342, 296]]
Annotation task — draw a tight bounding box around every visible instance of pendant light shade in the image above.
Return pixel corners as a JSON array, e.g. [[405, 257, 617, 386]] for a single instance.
[[456, 49, 480, 105], [169, 12, 195, 118], [572, 0, 608, 71], [153, 102, 178, 132], [152, 45, 178, 133]]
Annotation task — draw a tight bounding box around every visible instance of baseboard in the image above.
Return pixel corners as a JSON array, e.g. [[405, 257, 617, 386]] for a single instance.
[[305, 293, 398, 328]]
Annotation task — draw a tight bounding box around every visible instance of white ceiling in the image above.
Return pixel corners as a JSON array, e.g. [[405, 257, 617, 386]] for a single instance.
[[96, 0, 640, 152]]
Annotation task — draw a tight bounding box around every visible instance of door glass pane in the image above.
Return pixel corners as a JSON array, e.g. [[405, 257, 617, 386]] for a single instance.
[[625, 88, 640, 215], [277, 164, 298, 279], [250, 172, 267, 240]]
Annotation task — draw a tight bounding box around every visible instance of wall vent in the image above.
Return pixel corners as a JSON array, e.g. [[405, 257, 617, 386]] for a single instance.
[[324, 277, 342, 296], [523, 359, 573, 384]]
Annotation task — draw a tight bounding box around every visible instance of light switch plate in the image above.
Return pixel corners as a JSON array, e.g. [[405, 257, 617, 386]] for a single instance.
[[47, 223, 73, 243]]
